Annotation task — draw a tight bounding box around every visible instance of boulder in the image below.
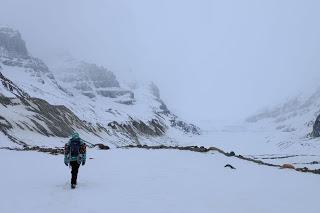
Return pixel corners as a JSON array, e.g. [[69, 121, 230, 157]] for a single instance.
[[229, 151, 235, 157], [281, 164, 295, 169], [95, 144, 110, 150], [224, 164, 236, 170]]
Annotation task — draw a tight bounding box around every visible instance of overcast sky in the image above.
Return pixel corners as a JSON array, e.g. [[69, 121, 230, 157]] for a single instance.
[[1, 0, 320, 123]]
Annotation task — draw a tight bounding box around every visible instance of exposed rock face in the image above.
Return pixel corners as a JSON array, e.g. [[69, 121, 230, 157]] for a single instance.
[[0, 71, 178, 147], [57, 60, 120, 89], [0, 27, 59, 89], [53, 59, 133, 101], [0, 71, 30, 98], [25, 98, 96, 137], [0, 79, 103, 144], [148, 84, 199, 136], [0, 56, 51, 76], [312, 115, 320, 137], [149, 83, 170, 113], [107, 118, 167, 144], [70, 62, 120, 88], [0, 27, 29, 59], [169, 115, 201, 135]]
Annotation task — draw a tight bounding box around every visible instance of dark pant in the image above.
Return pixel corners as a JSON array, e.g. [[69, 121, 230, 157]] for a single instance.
[[70, 161, 80, 185]]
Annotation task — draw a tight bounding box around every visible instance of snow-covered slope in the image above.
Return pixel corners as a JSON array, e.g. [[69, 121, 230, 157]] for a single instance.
[[247, 90, 320, 133], [244, 87, 320, 152], [0, 27, 199, 148]]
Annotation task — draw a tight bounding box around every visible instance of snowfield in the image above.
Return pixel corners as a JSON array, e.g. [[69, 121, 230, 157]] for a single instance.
[[1, 148, 319, 213], [177, 123, 320, 170]]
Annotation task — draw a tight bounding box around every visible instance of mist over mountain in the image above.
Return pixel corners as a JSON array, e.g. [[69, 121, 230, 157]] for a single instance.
[[0, 26, 199, 148], [2, 0, 320, 123], [1, 2, 320, 213]]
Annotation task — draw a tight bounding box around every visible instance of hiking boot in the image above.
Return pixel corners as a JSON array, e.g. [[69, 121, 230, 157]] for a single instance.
[[71, 184, 76, 189]]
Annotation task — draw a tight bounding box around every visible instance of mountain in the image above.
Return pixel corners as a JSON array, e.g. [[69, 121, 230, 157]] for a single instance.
[[0, 26, 200, 148], [246, 87, 320, 145], [0, 27, 28, 59]]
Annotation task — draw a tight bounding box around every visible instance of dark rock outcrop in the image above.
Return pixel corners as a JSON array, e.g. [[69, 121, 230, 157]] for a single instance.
[[169, 116, 201, 135], [107, 118, 167, 144], [0, 96, 103, 139], [312, 114, 320, 137], [0, 27, 29, 58], [0, 71, 30, 98]]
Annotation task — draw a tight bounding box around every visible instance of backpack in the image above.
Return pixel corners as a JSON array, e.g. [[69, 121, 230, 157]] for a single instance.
[[70, 138, 81, 157]]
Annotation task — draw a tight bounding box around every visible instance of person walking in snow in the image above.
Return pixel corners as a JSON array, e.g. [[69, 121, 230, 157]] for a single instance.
[[64, 132, 87, 189]]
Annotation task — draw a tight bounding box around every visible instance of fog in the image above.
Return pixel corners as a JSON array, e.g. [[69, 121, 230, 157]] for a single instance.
[[1, 0, 320, 123]]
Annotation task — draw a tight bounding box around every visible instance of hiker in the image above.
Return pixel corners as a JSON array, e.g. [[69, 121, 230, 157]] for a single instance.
[[64, 132, 87, 189]]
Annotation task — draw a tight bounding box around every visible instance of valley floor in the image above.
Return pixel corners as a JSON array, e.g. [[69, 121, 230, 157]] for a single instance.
[[173, 129, 320, 170], [1, 148, 319, 213]]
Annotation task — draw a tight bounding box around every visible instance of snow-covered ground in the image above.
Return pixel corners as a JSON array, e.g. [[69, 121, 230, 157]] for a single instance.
[[1, 148, 319, 213], [174, 127, 320, 170]]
